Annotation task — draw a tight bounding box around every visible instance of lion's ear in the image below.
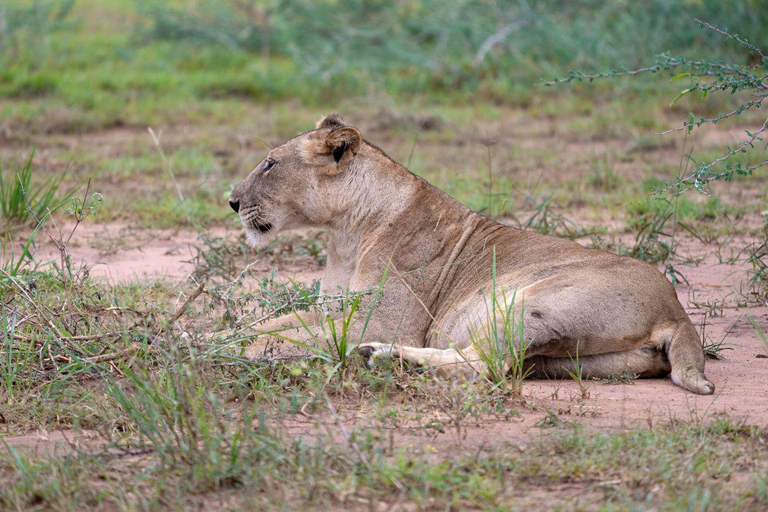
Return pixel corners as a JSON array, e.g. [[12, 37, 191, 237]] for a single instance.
[[316, 114, 347, 131], [325, 127, 361, 166]]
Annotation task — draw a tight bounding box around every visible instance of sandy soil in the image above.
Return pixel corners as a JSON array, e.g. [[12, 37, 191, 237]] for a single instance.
[[4, 112, 767, 450], [25, 223, 322, 283], [13, 219, 766, 445], [3, 430, 105, 456]]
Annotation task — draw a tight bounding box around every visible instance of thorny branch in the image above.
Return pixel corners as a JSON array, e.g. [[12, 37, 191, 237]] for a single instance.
[[671, 116, 768, 194], [543, 56, 766, 87], [657, 95, 767, 135], [546, 19, 768, 192], [695, 18, 766, 60]]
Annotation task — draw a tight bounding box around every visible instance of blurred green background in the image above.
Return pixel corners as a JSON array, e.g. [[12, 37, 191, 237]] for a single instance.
[[2, 0, 767, 130], [1, 0, 766, 229]]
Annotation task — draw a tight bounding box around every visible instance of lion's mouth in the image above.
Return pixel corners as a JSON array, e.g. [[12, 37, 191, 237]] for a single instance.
[[252, 220, 273, 233]]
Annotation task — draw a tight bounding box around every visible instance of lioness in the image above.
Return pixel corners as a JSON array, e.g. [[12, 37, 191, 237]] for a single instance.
[[228, 114, 714, 395]]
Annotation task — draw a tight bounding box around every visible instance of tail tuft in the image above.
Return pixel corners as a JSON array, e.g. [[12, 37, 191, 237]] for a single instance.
[[667, 321, 715, 395]]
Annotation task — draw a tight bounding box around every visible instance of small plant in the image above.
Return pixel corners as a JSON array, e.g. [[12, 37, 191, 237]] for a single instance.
[[471, 248, 532, 396], [188, 232, 253, 282], [257, 277, 321, 318], [257, 232, 328, 267], [1, 150, 69, 230], [269, 264, 389, 372], [106, 359, 270, 492], [515, 191, 590, 240], [433, 376, 482, 446], [1, 223, 44, 280], [663, 262, 690, 287], [520, 193, 565, 236], [742, 236, 767, 300], [566, 341, 590, 400], [535, 408, 570, 428], [621, 198, 678, 264], [699, 316, 735, 360], [748, 316, 768, 356], [600, 371, 637, 386], [42, 182, 102, 286], [689, 292, 726, 320], [275, 279, 385, 374], [587, 154, 621, 192], [301, 291, 363, 370], [203, 265, 323, 344], [702, 337, 732, 360], [0, 305, 38, 400], [1, 178, 100, 294]]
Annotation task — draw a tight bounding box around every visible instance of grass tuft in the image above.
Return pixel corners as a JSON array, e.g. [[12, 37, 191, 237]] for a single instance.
[[471, 247, 532, 395], [0, 149, 69, 231]]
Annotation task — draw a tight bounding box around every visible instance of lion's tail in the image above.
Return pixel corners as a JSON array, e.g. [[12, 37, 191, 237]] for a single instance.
[[666, 320, 714, 395]]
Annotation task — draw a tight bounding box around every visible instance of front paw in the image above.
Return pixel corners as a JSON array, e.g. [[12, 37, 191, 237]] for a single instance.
[[358, 342, 397, 368]]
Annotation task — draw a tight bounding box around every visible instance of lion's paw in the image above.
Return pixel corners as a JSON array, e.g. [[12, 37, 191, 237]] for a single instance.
[[358, 342, 398, 369]]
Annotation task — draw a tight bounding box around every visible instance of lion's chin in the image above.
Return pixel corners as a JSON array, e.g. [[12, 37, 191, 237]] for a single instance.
[[245, 229, 273, 247]]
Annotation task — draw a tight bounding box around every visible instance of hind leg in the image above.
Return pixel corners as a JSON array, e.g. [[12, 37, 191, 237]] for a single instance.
[[526, 321, 714, 396], [507, 280, 714, 394], [526, 346, 672, 380], [666, 321, 714, 395]]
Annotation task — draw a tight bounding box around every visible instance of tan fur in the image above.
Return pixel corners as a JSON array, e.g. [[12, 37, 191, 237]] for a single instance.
[[228, 114, 714, 395]]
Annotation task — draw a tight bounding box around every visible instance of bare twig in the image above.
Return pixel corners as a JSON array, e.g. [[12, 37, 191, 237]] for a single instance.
[[86, 342, 142, 363], [169, 280, 207, 324]]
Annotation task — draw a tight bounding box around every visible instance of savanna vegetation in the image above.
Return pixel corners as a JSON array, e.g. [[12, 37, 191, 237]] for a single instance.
[[1, 0, 767, 510]]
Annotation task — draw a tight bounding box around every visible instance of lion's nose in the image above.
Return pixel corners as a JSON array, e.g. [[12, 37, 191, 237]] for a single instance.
[[229, 200, 240, 213]]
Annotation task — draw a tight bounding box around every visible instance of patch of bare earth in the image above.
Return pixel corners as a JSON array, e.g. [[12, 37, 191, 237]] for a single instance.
[[3, 111, 767, 510], [2, 430, 104, 456], [15, 220, 768, 443], [21, 222, 323, 283]]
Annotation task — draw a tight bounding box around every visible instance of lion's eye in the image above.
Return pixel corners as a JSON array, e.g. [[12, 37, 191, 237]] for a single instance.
[[264, 159, 275, 173]]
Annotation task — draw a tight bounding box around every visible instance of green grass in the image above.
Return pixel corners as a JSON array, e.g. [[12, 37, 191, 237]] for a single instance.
[[3, 0, 765, 131], [0, 149, 69, 230], [1, 50, 761, 229], [1, 192, 767, 509], [2, 2, 767, 508], [2, 386, 767, 510], [471, 249, 532, 395]]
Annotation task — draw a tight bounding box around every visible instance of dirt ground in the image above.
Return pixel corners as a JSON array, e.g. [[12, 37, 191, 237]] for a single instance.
[[12, 214, 766, 459], [5, 112, 768, 468]]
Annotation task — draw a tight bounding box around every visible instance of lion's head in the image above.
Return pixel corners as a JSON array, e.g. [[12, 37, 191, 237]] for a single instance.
[[228, 114, 362, 246]]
